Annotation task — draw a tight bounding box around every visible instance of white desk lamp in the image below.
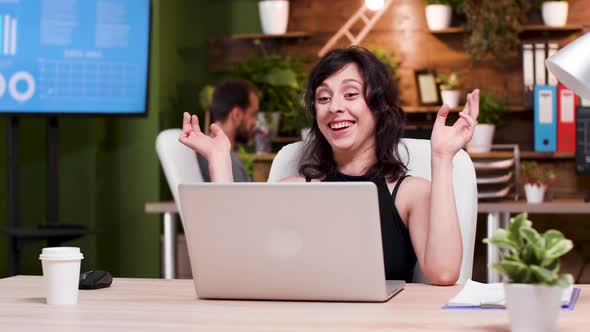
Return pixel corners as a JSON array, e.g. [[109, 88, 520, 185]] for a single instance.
[[545, 32, 590, 99]]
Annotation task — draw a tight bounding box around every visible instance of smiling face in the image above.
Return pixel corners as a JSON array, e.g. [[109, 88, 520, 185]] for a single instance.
[[314, 63, 377, 155]]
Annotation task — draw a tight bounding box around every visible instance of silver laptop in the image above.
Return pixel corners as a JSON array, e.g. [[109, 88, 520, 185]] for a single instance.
[[178, 182, 405, 302]]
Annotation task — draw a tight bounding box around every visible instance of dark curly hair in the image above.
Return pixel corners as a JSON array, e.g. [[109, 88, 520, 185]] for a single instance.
[[298, 46, 407, 182]]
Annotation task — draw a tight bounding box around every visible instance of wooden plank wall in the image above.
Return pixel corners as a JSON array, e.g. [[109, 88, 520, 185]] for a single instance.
[[288, 0, 589, 108]]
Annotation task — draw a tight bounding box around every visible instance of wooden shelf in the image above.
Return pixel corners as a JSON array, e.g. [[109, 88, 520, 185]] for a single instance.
[[469, 151, 575, 159], [271, 136, 300, 144], [430, 27, 464, 34], [430, 24, 582, 36], [208, 32, 310, 72], [229, 32, 310, 40], [252, 153, 276, 162], [403, 105, 530, 113]]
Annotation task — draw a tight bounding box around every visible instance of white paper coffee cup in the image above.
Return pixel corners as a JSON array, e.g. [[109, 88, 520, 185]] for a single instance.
[[39, 247, 84, 305]]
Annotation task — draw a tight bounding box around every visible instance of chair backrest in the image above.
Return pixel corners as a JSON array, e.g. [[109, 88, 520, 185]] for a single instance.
[[156, 128, 204, 219], [267, 139, 478, 284]]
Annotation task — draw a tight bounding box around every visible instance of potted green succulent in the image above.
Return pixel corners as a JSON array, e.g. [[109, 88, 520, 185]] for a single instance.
[[485, 212, 573, 332], [435, 72, 461, 108], [466, 91, 509, 153], [520, 161, 556, 203]]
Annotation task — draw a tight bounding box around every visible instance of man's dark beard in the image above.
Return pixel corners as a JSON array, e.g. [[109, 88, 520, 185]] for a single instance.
[[235, 124, 251, 145]]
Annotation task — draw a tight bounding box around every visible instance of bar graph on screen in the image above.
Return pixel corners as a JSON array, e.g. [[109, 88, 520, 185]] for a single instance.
[[0, 14, 17, 56]]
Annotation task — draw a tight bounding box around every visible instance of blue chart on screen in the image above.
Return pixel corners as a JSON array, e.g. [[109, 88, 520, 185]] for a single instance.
[[0, 0, 150, 114]]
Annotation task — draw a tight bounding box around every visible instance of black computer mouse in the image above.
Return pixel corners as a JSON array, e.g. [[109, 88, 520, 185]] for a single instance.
[[79, 270, 113, 290]]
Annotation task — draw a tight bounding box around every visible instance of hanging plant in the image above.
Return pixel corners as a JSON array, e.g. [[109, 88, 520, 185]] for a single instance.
[[461, 0, 533, 63]]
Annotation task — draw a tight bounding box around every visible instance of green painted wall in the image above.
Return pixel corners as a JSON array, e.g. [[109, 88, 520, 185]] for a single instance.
[[0, 0, 261, 278]]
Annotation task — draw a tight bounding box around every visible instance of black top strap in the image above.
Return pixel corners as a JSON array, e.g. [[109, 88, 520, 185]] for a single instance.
[[391, 175, 409, 199]]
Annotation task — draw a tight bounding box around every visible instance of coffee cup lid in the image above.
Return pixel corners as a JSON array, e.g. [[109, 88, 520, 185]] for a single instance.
[[39, 247, 84, 260]]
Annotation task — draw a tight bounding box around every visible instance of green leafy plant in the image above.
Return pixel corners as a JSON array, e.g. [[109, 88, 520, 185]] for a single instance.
[[477, 92, 509, 126], [520, 161, 556, 186], [460, 0, 532, 63], [435, 72, 461, 90], [365, 46, 401, 103], [233, 54, 310, 136], [199, 85, 215, 112], [366, 46, 400, 82], [237, 145, 254, 179], [484, 212, 573, 286]]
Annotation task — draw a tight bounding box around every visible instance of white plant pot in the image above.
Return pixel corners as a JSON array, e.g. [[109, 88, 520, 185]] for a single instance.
[[425, 5, 452, 31], [504, 284, 563, 332], [524, 183, 547, 203], [466, 124, 495, 153], [542, 1, 569, 27], [440, 90, 460, 108], [258, 0, 289, 35]]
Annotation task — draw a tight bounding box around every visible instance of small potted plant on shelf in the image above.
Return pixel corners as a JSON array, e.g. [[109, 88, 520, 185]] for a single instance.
[[542, 0, 569, 27], [484, 212, 573, 332], [520, 161, 556, 203], [435, 72, 461, 108], [466, 92, 509, 153], [423, 0, 455, 30], [258, 0, 290, 35]]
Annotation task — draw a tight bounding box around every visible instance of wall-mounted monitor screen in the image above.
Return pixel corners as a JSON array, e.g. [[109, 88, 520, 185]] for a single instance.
[[0, 0, 150, 115]]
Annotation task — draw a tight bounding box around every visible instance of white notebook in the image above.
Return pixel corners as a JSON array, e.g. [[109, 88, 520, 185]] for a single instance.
[[447, 280, 573, 308]]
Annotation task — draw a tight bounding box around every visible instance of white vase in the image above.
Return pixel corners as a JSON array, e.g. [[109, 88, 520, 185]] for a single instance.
[[258, 0, 289, 35], [440, 90, 460, 108], [466, 124, 495, 153], [542, 1, 569, 27], [504, 284, 563, 332], [524, 183, 547, 203], [425, 4, 452, 31]]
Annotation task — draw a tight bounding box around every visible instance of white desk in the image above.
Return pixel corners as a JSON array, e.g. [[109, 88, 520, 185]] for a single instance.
[[2, 275, 589, 331], [145, 201, 177, 279]]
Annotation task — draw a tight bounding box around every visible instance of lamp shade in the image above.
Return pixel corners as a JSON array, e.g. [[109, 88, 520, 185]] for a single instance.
[[545, 33, 590, 99]]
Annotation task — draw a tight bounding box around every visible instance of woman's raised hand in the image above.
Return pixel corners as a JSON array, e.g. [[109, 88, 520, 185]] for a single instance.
[[178, 112, 231, 160], [430, 89, 480, 159]]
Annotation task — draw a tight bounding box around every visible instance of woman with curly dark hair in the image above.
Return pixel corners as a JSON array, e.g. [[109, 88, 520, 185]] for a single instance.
[[180, 47, 480, 285]]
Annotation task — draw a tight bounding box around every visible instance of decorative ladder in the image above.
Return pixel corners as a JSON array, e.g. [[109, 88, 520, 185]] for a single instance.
[[318, 0, 394, 58]]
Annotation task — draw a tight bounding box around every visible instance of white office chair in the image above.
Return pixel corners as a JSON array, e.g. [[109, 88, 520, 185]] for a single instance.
[[155, 128, 204, 221], [267, 139, 478, 284]]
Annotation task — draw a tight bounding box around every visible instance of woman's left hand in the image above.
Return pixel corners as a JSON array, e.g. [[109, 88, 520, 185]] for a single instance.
[[430, 89, 480, 160]]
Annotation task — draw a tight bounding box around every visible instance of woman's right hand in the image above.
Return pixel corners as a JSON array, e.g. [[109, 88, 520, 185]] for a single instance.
[[179, 112, 231, 160]]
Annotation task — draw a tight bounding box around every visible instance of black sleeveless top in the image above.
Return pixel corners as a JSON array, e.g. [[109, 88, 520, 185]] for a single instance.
[[307, 171, 417, 282]]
